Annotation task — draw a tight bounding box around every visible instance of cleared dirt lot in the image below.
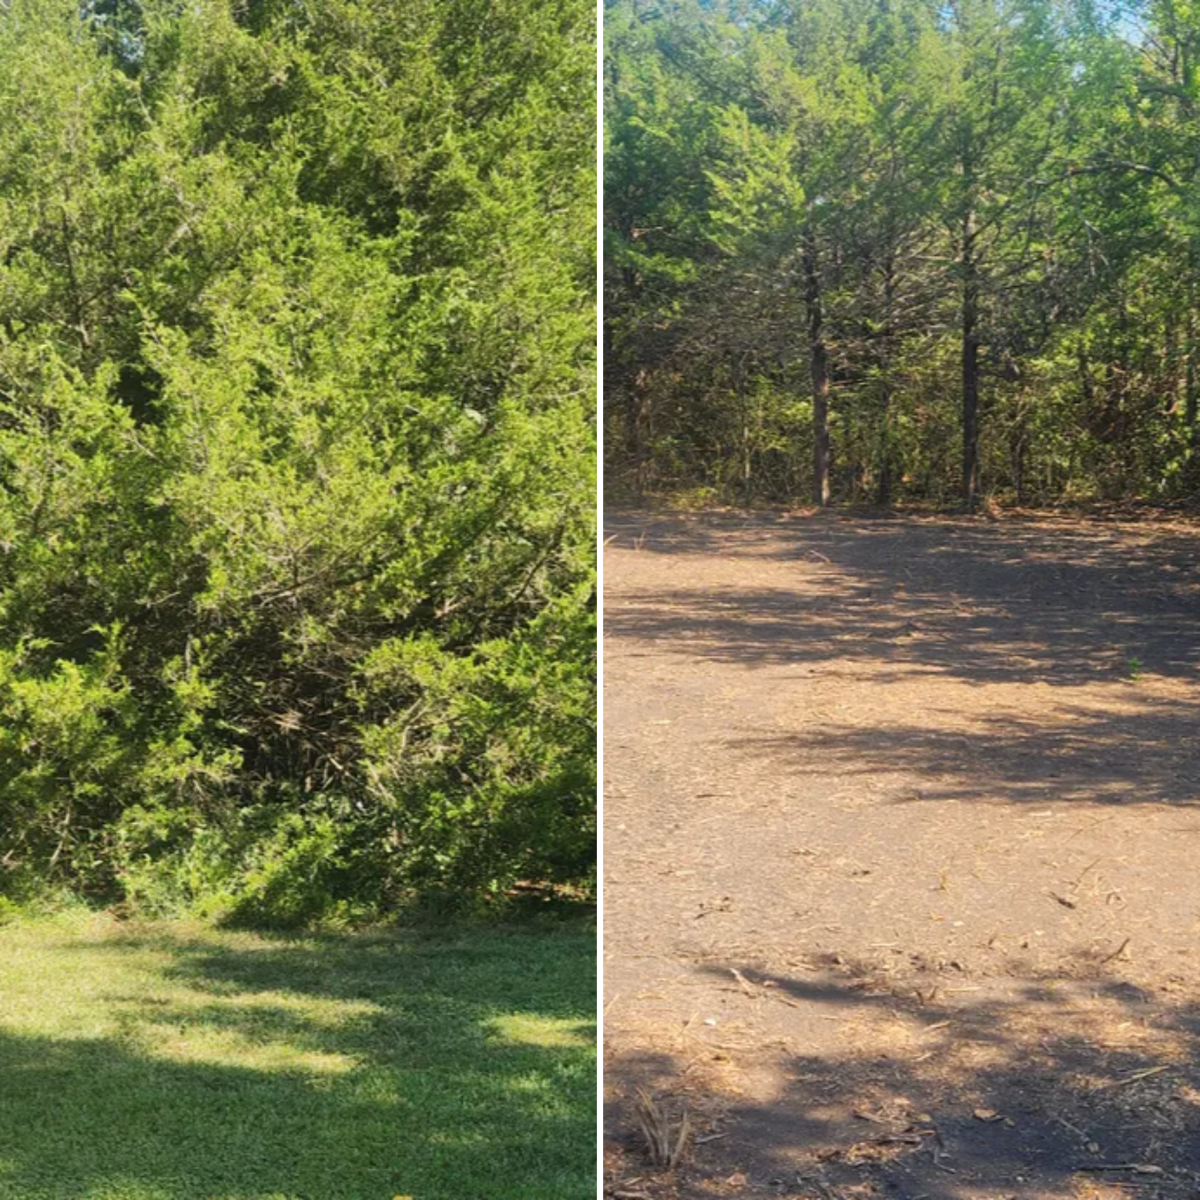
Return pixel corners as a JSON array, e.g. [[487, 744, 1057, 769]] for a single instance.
[[603, 510, 1200, 1199]]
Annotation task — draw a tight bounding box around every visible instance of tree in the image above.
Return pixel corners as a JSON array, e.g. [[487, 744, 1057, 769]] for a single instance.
[[0, 0, 596, 921]]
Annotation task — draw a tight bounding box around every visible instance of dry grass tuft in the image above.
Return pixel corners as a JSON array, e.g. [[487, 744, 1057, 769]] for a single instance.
[[634, 1087, 692, 1169]]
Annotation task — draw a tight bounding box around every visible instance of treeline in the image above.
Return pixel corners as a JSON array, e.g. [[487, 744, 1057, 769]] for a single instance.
[[605, 0, 1200, 507], [0, 0, 595, 922]]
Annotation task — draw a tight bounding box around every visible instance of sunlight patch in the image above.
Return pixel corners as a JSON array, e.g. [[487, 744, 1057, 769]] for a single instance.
[[80, 1179, 173, 1200], [124, 993, 381, 1075], [136, 1031, 358, 1076], [486, 1014, 591, 1049]]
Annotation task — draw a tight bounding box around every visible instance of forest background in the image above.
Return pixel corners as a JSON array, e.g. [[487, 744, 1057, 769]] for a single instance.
[[605, 0, 1200, 510]]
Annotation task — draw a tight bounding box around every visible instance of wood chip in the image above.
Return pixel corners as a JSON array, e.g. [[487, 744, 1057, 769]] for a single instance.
[[853, 1109, 889, 1124], [729, 967, 756, 996]]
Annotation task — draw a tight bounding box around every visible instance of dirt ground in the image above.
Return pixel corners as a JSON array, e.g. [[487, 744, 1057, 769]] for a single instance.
[[602, 509, 1200, 1200]]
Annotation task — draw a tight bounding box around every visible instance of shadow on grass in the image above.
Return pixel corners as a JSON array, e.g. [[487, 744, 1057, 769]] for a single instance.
[[607, 961, 1200, 1198], [0, 923, 596, 1200]]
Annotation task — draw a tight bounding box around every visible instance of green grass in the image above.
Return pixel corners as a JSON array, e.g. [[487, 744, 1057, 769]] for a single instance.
[[0, 912, 595, 1200]]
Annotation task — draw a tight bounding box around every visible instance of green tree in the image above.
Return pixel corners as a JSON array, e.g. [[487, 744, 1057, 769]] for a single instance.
[[0, 0, 596, 922]]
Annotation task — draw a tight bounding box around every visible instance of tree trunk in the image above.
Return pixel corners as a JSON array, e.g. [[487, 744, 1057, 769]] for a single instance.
[[803, 226, 831, 507], [877, 381, 893, 506], [1186, 317, 1197, 435], [877, 251, 897, 507], [632, 368, 651, 495], [1011, 396, 1027, 505], [961, 205, 981, 508], [1186, 260, 1198, 470], [735, 359, 753, 499]]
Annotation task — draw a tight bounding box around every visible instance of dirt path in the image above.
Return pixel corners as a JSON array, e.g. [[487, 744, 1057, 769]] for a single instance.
[[603, 511, 1200, 1200]]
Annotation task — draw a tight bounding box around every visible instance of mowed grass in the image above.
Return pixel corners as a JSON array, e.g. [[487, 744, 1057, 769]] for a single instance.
[[0, 912, 595, 1200]]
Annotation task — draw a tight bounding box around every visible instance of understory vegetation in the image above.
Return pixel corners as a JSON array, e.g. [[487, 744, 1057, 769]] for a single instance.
[[605, 0, 1200, 508], [0, 0, 596, 923]]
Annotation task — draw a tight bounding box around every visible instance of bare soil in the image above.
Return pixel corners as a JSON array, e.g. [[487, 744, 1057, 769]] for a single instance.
[[603, 509, 1200, 1200]]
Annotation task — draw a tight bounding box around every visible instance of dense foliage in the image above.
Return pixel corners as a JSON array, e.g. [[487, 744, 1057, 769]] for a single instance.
[[0, 0, 596, 922], [605, 0, 1200, 507]]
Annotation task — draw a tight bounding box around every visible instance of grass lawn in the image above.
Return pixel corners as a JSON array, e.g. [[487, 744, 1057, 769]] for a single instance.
[[0, 912, 595, 1200]]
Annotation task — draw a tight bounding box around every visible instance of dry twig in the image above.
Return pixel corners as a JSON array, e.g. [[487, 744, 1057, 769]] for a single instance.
[[1094, 1064, 1172, 1091]]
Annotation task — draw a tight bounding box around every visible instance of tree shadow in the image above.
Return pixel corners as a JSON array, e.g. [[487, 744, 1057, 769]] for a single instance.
[[728, 691, 1200, 807], [605, 511, 1200, 687], [0, 924, 596, 1200], [607, 960, 1200, 1198]]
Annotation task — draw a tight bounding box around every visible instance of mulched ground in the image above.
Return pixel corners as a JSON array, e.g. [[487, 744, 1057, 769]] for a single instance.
[[603, 509, 1200, 1200]]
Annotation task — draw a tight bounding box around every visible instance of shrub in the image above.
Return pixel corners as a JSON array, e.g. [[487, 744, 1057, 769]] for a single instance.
[[0, 0, 596, 920]]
